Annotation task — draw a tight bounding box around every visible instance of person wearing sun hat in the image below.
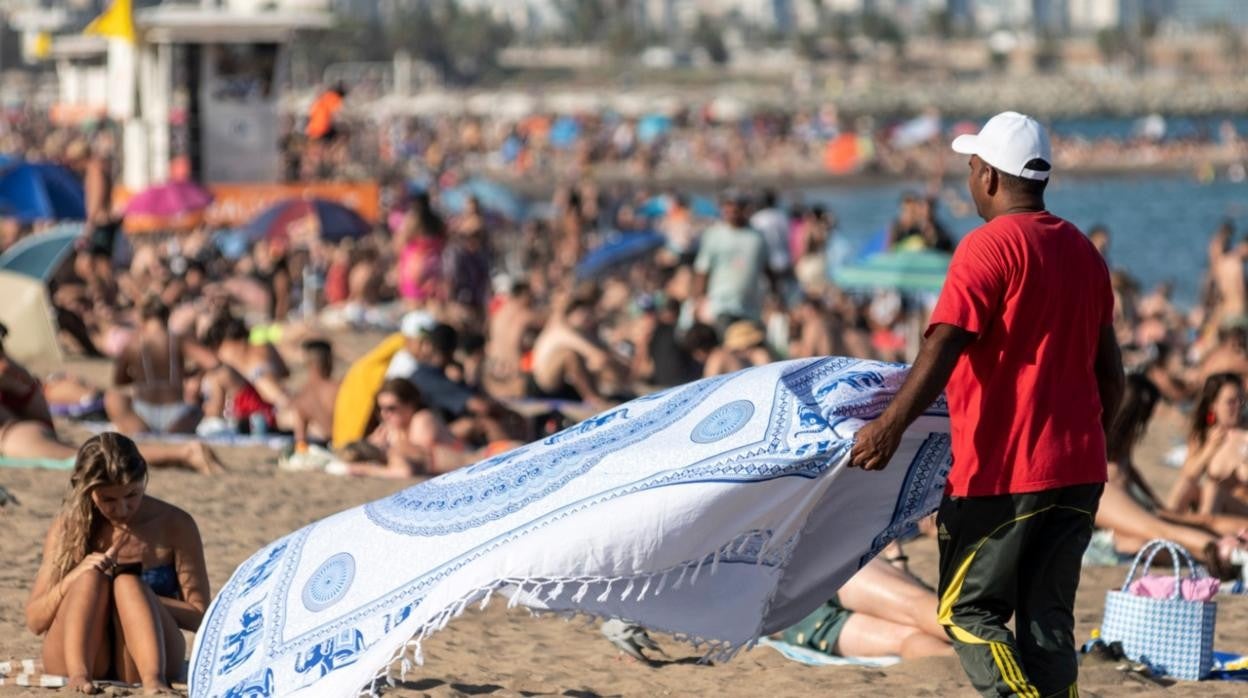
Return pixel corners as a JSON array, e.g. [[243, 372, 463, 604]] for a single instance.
[[848, 111, 1125, 696]]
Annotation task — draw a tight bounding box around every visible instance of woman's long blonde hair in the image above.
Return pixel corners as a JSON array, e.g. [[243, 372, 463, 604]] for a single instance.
[[53, 433, 148, 581]]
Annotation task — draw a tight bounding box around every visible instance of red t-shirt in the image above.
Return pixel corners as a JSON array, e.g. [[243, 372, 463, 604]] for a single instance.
[[928, 211, 1113, 497]]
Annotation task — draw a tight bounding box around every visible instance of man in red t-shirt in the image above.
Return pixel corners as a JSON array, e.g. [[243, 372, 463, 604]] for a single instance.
[[849, 111, 1124, 696]]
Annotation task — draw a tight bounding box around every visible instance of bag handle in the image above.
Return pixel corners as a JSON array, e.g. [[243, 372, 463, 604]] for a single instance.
[[1120, 538, 1204, 600]]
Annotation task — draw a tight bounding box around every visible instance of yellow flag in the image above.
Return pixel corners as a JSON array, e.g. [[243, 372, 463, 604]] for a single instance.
[[84, 0, 136, 44]]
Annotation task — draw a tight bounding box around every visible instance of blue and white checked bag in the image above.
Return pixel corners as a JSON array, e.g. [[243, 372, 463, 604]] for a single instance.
[[1101, 539, 1216, 681]]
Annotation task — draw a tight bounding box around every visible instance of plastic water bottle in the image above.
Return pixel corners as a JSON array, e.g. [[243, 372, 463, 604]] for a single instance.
[[248, 412, 268, 436]]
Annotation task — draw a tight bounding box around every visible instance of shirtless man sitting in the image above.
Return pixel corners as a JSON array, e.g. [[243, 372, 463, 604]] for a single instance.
[[288, 339, 339, 447], [106, 297, 219, 435], [527, 296, 629, 409], [483, 281, 541, 399]]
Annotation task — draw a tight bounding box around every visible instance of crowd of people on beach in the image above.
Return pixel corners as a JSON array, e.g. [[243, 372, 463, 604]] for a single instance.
[[2, 102, 1248, 693], [277, 102, 1248, 185]]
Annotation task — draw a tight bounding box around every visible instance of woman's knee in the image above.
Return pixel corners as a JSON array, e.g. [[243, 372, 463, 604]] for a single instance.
[[65, 568, 114, 603], [111, 572, 157, 611]]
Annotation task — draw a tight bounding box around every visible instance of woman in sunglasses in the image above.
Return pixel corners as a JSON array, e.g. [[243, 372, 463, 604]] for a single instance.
[[339, 378, 515, 478]]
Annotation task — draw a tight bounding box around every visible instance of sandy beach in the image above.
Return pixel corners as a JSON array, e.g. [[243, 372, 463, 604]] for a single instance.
[[0, 349, 1244, 698]]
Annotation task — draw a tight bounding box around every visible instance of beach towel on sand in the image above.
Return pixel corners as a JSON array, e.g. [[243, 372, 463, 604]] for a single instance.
[[190, 358, 953, 697]]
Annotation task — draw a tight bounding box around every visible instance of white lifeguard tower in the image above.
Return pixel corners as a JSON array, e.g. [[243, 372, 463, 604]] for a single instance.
[[54, 1, 331, 190], [130, 2, 330, 188]]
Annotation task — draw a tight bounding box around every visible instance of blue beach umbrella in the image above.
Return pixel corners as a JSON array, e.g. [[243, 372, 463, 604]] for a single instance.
[[637, 114, 673, 144], [0, 163, 85, 222], [440, 178, 526, 221], [576, 231, 666, 280], [0, 222, 83, 280], [549, 116, 581, 150], [245, 199, 371, 245]]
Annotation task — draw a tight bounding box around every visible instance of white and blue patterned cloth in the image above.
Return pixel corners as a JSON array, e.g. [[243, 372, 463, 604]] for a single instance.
[[189, 358, 952, 698]]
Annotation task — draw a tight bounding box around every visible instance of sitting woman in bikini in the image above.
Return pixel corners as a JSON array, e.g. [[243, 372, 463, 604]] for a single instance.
[[0, 322, 222, 474], [1165, 373, 1248, 527], [1097, 374, 1248, 578], [106, 297, 219, 436], [338, 378, 517, 478], [25, 433, 211, 694]]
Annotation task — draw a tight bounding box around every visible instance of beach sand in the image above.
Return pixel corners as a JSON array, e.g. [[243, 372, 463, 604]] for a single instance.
[[1, 356, 1246, 697]]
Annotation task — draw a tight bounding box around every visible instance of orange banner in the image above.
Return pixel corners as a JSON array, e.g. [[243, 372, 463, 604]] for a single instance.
[[117, 181, 380, 234]]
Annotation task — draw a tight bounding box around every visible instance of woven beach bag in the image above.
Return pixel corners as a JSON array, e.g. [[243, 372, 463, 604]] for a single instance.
[[1100, 539, 1216, 680]]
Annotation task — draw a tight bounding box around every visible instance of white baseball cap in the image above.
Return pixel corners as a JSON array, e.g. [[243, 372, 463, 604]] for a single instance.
[[951, 111, 1052, 181], [400, 310, 435, 338]]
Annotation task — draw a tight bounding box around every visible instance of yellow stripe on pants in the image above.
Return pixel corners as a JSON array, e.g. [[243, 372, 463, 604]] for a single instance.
[[990, 641, 1040, 698], [937, 503, 1092, 697]]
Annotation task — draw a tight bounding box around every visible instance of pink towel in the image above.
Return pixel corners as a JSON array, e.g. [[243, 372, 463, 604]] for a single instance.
[[1128, 575, 1219, 602]]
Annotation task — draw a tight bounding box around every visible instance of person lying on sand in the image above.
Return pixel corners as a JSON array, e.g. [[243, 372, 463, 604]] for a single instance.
[[25, 433, 211, 694], [336, 378, 516, 478], [780, 556, 953, 660], [0, 324, 222, 474]]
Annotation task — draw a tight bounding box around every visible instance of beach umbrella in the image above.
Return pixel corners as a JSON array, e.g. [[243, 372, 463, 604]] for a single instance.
[[548, 116, 581, 150], [0, 162, 85, 222], [0, 270, 62, 366], [244, 198, 370, 247], [833, 249, 951, 294], [123, 180, 214, 233], [575, 231, 666, 280], [0, 222, 83, 281], [637, 114, 673, 144], [440, 178, 526, 221], [189, 358, 952, 697], [124, 180, 213, 217]]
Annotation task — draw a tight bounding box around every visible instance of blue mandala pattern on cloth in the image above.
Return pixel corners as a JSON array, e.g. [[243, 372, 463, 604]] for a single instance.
[[363, 375, 730, 537], [859, 433, 952, 568], [691, 400, 756, 443], [190, 358, 956, 698], [302, 554, 356, 612]]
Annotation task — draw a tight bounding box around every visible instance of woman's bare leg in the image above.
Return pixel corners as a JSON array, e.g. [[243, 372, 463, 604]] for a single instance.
[[42, 569, 113, 694], [155, 601, 186, 684], [837, 558, 948, 641], [836, 613, 955, 659], [1097, 484, 1217, 555], [1160, 509, 1248, 538], [111, 574, 171, 693], [0, 420, 222, 475], [135, 442, 225, 475]]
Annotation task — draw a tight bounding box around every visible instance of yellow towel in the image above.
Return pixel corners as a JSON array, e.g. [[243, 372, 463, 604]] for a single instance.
[[332, 333, 406, 449]]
